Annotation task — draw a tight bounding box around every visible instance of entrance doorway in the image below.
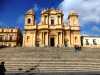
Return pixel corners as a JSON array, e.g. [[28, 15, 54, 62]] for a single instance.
[[50, 38, 55, 47]]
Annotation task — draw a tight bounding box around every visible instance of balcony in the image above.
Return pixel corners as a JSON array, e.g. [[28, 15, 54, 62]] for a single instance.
[[64, 26, 70, 30], [49, 25, 63, 29], [71, 26, 80, 30], [38, 25, 48, 29], [24, 25, 36, 30]]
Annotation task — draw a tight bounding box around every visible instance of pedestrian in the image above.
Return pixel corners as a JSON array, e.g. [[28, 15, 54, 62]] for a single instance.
[[74, 45, 77, 52], [0, 62, 6, 75]]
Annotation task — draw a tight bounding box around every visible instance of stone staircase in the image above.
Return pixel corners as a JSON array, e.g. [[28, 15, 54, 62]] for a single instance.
[[0, 47, 100, 73]]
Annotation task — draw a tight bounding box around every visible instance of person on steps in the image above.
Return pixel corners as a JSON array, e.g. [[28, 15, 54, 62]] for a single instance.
[[0, 62, 6, 75]]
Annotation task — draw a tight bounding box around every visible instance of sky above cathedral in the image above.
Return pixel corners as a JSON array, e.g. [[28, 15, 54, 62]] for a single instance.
[[0, 0, 100, 36]]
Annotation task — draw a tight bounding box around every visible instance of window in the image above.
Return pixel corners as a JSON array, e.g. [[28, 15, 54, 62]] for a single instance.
[[58, 16, 60, 24], [45, 15, 47, 18], [10, 36, 12, 40], [4, 35, 8, 40], [12, 36, 17, 40], [27, 18, 31, 24], [58, 15, 60, 18], [11, 29, 13, 32], [27, 36, 30, 42], [86, 39, 89, 45], [45, 15, 47, 24], [93, 39, 97, 45], [75, 37, 77, 43], [51, 19, 54, 25], [0, 36, 2, 41]]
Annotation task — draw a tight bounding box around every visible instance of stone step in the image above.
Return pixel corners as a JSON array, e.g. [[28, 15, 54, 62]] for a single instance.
[[1, 58, 100, 61], [3, 59, 100, 62], [0, 50, 73, 53], [5, 66, 100, 72], [0, 47, 73, 50], [1, 47, 100, 72], [5, 64, 100, 67], [0, 53, 100, 59], [4, 61, 100, 71]]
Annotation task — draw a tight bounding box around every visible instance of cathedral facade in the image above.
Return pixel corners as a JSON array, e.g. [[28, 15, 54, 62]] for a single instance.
[[23, 9, 81, 47]]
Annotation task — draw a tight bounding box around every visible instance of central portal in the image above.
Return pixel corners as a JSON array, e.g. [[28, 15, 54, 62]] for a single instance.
[[50, 37, 55, 47]]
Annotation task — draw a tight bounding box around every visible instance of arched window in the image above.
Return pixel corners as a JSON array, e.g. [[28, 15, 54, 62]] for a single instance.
[[44, 15, 47, 24], [27, 18, 31, 24], [75, 36, 77, 43], [58, 15, 60, 18], [51, 17, 54, 25], [27, 36, 30, 42], [58, 15, 60, 24]]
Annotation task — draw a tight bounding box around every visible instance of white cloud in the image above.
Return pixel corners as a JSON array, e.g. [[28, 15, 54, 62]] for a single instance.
[[58, 0, 100, 25]]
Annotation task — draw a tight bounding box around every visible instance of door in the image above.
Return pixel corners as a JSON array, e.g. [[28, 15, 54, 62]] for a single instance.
[[50, 37, 55, 47]]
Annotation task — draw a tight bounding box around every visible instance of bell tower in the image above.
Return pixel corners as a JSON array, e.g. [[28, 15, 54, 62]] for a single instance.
[[68, 11, 81, 47], [25, 9, 35, 26], [23, 9, 36, 47], [68, 11, 79, 26]]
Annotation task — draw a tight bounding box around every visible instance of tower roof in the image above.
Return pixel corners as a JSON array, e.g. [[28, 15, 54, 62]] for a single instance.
[[69, 11, 78, 16], [26, 9, 35, 15], [68, 11, 78, 19]]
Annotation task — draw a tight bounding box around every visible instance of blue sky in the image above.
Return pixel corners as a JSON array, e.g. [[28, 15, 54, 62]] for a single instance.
[[0, 0, 100, 36]]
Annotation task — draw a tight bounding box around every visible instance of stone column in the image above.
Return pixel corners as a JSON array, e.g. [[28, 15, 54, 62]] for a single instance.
[[62, 32, 64, 47], [42, 32, 44, 47], [61, 32, 63, 47], [57, 33, 59, 47], [58, 32, 60, 47], [45, 32, 48, 46], [33, 31, 36, 47], [59, 32, 63, 47], [23, 33, 25, 47], [43, 32, 44, 47], [38, 32, 42, 47], [41, 32, 43, 46], [55, 33, 58, 47]]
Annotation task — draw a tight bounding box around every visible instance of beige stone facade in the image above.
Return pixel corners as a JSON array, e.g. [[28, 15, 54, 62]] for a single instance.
[[23, 9, 81, 47], [0, 28, 22, 47]]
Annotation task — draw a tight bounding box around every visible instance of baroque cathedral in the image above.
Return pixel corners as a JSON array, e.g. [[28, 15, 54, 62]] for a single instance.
[[23, 8, 81, 47]]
